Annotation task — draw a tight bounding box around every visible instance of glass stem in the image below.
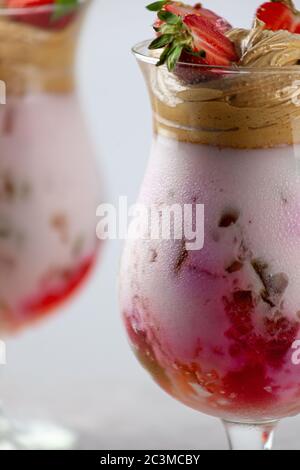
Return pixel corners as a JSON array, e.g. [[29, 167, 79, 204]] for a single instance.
[[223, 420, 278, 450]]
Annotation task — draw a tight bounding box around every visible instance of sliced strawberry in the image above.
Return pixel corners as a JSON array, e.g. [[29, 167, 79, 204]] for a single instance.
[[148, 2, 238, 72], [6, 0, 79, 30], [256, 1, 300, 33], [200, 7, 233, 33], [165, 2, 200, 17], [183, 14, 238, 66], [165, 2, 232, 33]]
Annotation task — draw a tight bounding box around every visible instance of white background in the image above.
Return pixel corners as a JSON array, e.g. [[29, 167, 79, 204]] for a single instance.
[[2, 0, 300, 450]]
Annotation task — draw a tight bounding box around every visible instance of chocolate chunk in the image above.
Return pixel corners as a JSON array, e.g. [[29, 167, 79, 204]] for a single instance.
[[50, 213, 69, 244], [219, 210, 239, 228], [149, 249, 158, 263], [226, 261, 243, 273], [261, 291, 276, 308], [252, 258, 288, 308], [252, 258, 269, 283], [174, 242, 188, 274], [280, 192, 288, 205]]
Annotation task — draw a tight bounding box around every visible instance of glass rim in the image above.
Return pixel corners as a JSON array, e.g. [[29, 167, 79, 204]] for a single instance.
[[0, 0, 87, 16], [132, 39, 300, 74]]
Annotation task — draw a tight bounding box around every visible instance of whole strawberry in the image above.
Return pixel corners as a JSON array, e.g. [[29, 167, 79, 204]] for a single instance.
[[6, 0, 80, 30]]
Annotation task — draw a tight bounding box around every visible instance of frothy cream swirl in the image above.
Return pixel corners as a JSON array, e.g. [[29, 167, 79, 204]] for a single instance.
[[228, 20, 300, 67]]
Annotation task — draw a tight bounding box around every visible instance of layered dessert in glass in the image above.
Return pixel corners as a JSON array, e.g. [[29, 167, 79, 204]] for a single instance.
[[0, 0, 101, 334], [0, 0, 101, 449], [120, 0, 300, 449]]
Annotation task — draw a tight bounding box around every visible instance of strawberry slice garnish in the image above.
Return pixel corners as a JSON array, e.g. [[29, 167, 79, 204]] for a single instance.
[[147, 1, 238, 71], [6, 0, 79, 30], [256, 0, 300, 33], [183, 14, 238, 66], [165, 1, 232, 33]]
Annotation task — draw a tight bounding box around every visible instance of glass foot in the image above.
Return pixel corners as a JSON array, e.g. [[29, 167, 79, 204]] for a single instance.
[[0, 415, 76, 450]]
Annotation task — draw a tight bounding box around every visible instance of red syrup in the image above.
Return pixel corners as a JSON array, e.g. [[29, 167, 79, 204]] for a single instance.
[[124, 286, 300, 420], [17, 248, 99, 328]]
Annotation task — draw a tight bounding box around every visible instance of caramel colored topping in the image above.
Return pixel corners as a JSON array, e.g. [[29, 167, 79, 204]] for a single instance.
[[149, 68, 300, 148], [0, 9, 86, 95], [146, 21, 300, 149]]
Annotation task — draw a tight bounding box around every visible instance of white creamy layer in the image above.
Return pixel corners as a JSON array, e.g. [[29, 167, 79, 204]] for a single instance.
[[121, 135, 300, 362], [0, 93, 101, 327]]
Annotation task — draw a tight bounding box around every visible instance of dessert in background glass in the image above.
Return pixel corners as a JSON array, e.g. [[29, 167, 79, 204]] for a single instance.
[[0, 0, 102, 449], [120, 0, 300, 450]]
